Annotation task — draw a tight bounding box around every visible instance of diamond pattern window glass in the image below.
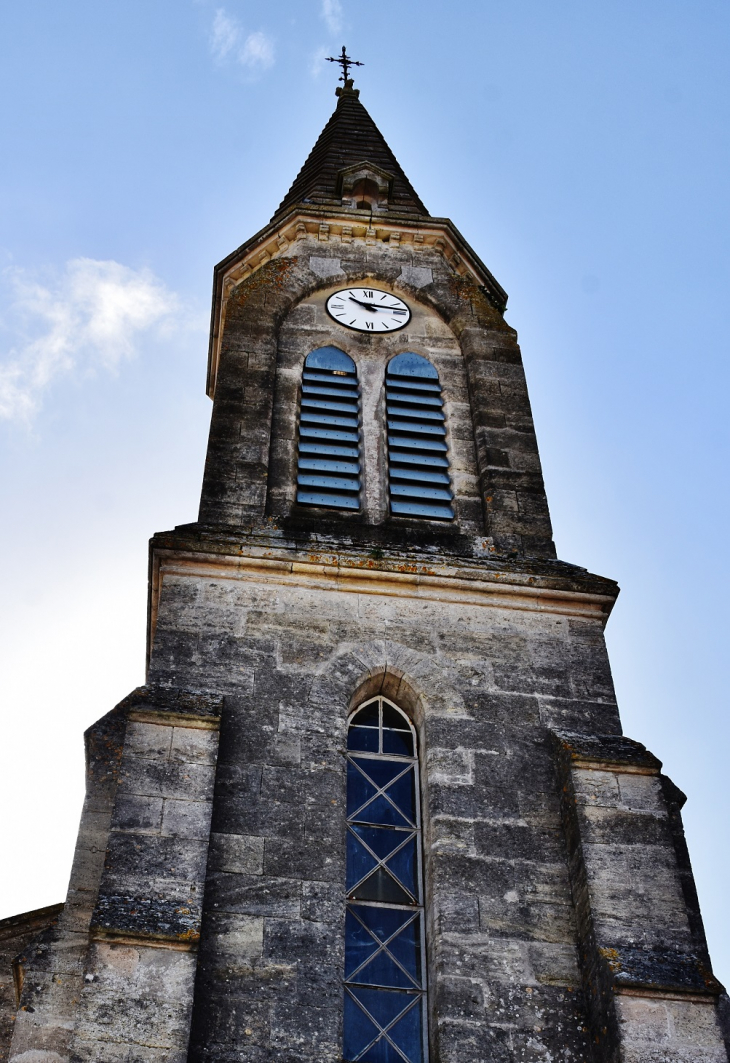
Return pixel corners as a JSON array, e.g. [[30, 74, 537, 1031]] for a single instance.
[[344, 697, 428, 1063], [296, 346, 361, 510], [386, 352, 454, 521]]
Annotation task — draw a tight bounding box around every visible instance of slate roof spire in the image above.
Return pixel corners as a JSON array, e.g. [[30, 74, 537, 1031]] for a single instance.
[[272, 76, 429, 220]]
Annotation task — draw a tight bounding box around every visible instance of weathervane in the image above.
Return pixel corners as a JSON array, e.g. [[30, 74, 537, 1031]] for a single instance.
[[326, 45, 363, 84]]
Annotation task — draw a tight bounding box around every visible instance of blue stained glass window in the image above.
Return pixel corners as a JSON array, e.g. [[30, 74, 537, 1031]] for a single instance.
[[344, 697, 428, 1063]]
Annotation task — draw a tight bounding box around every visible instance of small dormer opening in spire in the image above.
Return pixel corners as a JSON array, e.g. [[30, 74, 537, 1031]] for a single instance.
[[338, 162, 394, 213]]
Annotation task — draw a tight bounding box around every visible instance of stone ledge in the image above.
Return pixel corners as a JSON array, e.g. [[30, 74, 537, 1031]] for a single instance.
[[155, 522, 618, 597], [0, 904, 64, 944], [122, 685, 223, 728], [600, 944, 722, 998], [551, 729, 662, 774], [90, 894, 202, 948]]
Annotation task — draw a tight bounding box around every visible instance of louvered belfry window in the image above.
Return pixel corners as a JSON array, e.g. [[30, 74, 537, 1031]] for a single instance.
[[296, 347, 361, 510], [386, 353, 454, 520], [344, 698, 428, 1063]]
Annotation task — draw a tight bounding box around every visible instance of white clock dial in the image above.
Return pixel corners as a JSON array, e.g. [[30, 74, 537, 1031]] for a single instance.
[[326, 287, 411, 333]]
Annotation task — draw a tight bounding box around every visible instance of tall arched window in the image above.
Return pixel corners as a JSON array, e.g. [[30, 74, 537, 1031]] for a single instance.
[[386, 353, 454, 520], [296, 347, 361, 510], [344, 697, 428, 1063]]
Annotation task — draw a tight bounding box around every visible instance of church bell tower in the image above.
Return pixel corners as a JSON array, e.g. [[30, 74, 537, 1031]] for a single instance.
[[3, 60, 728, 1063]]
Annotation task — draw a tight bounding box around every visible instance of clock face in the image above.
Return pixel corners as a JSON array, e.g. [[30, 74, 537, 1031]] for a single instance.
[[326, 287, 411, 333]]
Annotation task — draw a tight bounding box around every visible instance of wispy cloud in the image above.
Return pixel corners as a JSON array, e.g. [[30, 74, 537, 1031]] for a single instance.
[[321, 0, 343, 34], [210, 8, 239, 62], [310, 44, 329, 79], [209, 8, 274, 72], [0, 258, 184, 422], [240, 30, 274, 70]]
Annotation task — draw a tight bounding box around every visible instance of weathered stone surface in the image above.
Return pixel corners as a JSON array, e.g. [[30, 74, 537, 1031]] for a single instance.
[[552, 728, 663, 772], [90, 896, 202, 944], [6, 84, 727, 1063], [554, 727, 725, 1061], [0, 906, 63, 1063]]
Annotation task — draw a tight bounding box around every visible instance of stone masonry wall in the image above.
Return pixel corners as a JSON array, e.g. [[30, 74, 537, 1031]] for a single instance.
[[198, 233, 556, 558], [553, 732, 726, 1062], [0, 905, 63, 1062], [146, 558, 623, 1063]]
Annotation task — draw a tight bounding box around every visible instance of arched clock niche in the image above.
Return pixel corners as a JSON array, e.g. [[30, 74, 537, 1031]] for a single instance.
[[266, 283, 483, 534]]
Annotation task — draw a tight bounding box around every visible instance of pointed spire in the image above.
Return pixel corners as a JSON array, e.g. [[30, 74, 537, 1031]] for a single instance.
[[272, 82, 429, 220]]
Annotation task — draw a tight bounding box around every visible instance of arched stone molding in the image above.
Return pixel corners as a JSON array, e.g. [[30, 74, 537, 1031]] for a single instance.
[[268, 282, 483, 531], [198, 236, 555, 557], [306, 638, 468, 726]]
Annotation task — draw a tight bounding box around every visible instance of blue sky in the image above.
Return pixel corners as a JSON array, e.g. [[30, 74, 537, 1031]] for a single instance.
[[1, 1, 728, 986]]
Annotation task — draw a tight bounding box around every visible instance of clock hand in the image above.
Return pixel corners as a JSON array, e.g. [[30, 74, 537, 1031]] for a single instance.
[[348, 296, 402, 312], [347, 296, 379, 311]]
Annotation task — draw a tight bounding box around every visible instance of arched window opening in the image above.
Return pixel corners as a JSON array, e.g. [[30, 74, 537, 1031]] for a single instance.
[[344, 698, 428, 1063], [386, 353, 454, 521], [351, 177, 381, 211], [296, 347, 361, 510]]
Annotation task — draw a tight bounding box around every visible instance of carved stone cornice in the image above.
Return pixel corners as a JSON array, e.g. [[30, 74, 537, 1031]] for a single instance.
[[147, 540, 618, 664]]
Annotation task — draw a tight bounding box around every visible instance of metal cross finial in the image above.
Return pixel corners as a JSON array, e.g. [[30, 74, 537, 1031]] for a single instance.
[[326, 45, 363, 84]]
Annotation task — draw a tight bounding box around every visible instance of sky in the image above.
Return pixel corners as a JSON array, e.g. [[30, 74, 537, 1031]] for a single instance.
[[1, 0, 728, 988]]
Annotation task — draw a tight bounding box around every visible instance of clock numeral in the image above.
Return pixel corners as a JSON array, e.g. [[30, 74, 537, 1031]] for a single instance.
[[391, 309, 407, 315], [363, 290, 374, 299], [365, 321, 374, 329]]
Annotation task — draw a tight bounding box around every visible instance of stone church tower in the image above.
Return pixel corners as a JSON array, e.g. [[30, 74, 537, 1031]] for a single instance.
[[2, 69, 728, 1063]]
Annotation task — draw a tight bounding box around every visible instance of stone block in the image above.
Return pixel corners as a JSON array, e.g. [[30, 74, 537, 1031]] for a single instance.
[[111, 795, 163, 835], [208, 833, 265, 876], [202, 913, 264, 964], [263, 919, 337, 966], [205, 873, 301, 919], [161, 798, 214, 840], [124, 722, 173, 761], [117, 759, 214, 804], [104, 832, 209, 885], [170, 728, 219, 765]]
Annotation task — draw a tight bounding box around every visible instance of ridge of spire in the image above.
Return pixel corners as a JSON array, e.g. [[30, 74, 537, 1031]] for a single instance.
[[272, 85, 429, 220]]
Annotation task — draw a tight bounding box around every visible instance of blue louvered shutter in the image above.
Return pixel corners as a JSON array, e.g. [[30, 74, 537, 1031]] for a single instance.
[[296, 347, 362, 510], [386, 353, 454, 520]]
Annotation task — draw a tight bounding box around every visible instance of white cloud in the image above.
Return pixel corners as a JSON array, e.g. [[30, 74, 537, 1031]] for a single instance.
[[240, 30, 274, 71], [0, 258, 183, 422], [210, 8, 239, 62], [321, 0, 343, 34], [310, 45, 329, 79], [209, 9, 274, 72]]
